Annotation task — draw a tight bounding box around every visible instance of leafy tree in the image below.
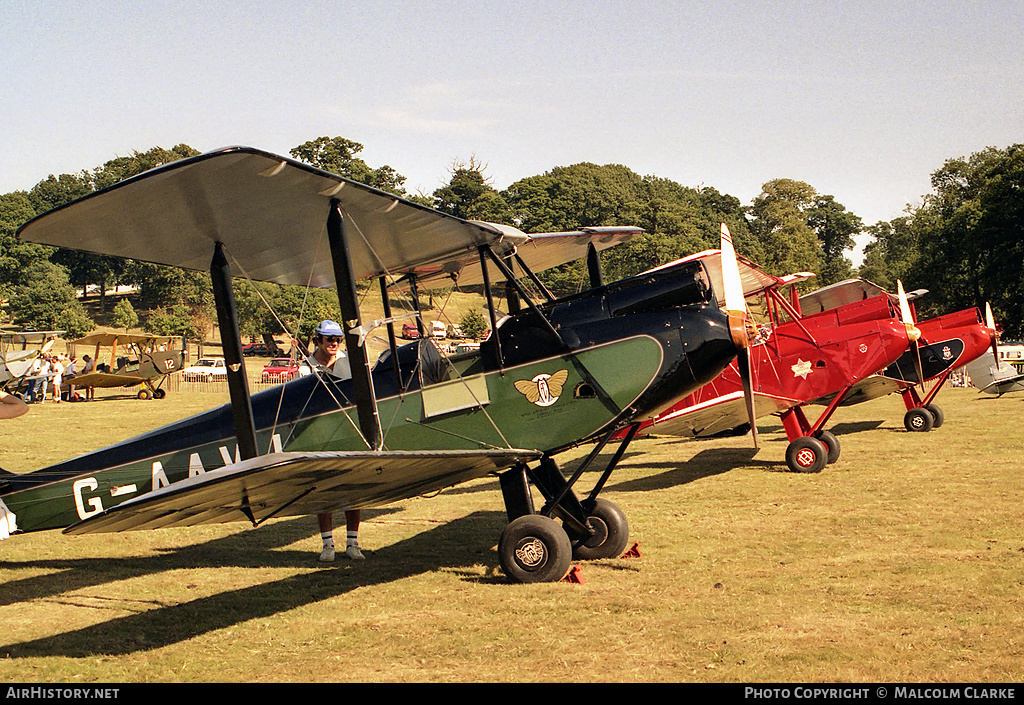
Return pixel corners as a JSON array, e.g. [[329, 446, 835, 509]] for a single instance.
[[747, 178, 822, 280], [913, 144, 1024, 334], [806, 195, 861, 285], [290, 136, 407, 196], [111, 297, 139, 332], [432, 158, 511, 222], [10, 260, 94, 336], [459, 308, 488, 339]]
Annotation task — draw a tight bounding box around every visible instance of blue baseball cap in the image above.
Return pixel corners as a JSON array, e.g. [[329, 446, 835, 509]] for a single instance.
[[315, 320, 344, 337]]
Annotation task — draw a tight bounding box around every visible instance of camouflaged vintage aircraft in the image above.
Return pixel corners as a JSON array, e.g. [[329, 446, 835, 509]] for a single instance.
[[64, 332, 186, 399], [1, 146, 756, 583]]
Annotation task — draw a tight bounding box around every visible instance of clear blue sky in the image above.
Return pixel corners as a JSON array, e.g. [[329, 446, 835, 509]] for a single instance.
[[3, 0, 1022, 261]]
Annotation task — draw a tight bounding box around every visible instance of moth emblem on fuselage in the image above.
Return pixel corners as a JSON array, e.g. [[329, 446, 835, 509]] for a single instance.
[[514, 369, 569, 407]]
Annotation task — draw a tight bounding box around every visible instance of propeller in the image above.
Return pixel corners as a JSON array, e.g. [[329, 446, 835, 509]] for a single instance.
[[985, 302, 1000, 366], [720, 223, 759, 449], [896, 279, 925, 385]]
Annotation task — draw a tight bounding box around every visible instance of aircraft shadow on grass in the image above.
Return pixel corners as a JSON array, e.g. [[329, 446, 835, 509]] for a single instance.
[[0, 510, 509, 658]]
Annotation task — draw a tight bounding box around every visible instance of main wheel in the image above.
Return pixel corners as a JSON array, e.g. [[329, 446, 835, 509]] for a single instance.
[[904, 407, 934, 433], [814, 430, 841, 464], [569, 498, 630, 561], [785, 436, 828, 473], [498, 515, 572, 584], [137, 389, 152, 400], [924, 404, 944, 428]]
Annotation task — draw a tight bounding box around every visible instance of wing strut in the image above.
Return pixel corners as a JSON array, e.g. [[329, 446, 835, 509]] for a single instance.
[[478, 246, 504, 371], [327, 199, 382, 451], [210, 242, 258, 461], [379, 276, 403, 390], [586, 242, 605, 289], [483, 246, 575, 351]]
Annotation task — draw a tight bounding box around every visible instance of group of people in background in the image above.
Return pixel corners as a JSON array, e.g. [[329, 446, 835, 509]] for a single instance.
[[25, 352, 95, 404]]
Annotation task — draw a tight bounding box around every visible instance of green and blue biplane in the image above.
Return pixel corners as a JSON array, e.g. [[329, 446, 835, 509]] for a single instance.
[[1, 147, 755, 582]]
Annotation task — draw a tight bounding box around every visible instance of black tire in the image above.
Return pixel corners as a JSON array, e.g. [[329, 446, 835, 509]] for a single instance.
[[924, 404, 943, 428], [904, 407, 934, 433], [785, 436, 828, 473], [498, 515, 572, 584], [137, 389, 152, 400], [569, 498, 630, 561], [814, 430, 841, 464], [153, 388, 166, 399]]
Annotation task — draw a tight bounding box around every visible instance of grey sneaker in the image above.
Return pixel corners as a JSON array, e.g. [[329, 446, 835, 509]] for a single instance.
[[319, 545, 335, 562], [345, 544, 365, 560]]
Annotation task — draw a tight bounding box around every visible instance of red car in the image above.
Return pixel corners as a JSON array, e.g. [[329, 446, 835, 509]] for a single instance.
[[261, 357, 300, 382]]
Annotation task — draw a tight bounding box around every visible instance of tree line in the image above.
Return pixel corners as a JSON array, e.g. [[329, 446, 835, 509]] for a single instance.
[[1, 137, 1020, 344]]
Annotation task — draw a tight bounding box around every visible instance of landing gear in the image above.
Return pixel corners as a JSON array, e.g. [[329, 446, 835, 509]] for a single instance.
[[137, 388, 152, 400], [567, 498, 629, 561], [904, 407, 934, 433], [785, 436, 829, 473], [814, 429, 841, 464], [153, 388, 167, 399], [498, 515, 573, 584], [924, 404, 943, 428], [496, 424, 639, 583]]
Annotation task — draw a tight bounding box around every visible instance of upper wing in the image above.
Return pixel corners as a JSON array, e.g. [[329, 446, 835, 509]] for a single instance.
[[17, 147, 528, 287], [423, 226, 643, 288], [800, 278, 929, 315], [71, 332, 177, 347], [63, 448, 542, 534], [649, 390, 798, 438]]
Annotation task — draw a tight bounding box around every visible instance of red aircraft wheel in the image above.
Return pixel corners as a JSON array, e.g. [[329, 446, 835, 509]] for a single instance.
[[903, 407, 934, 433], [569, 498, 630, 561], [498, 515, 572, 584], [924, 404, 944, 428], [785, 436, 828, 473], [814, 430, 841, 464]]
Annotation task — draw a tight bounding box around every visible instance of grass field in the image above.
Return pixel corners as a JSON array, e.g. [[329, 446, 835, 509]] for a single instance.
[[0, 386, 1021, 682]]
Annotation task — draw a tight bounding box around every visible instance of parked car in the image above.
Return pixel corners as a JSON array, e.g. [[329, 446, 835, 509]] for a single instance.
[[241, 342, 270, 356], [261, 357, 300, 382], [401, 323, 420, 340], [430, 320, 447, 339], [181, 358, 227, 382]]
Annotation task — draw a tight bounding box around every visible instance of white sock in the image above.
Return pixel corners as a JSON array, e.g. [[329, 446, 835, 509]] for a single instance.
[[347, 530, 358, 547], [321, 531, 333, 548]]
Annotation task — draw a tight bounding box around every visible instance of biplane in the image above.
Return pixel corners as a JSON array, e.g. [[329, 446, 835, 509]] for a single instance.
[[627, 255, 921, 473], [800, 280, 1000, 431], [0, 146, 755, 583], [0, 330, 63, 396], [64, 332, 186, 399]]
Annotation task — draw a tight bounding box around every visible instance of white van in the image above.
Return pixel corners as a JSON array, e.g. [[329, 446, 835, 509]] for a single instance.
[[430, 321, 447, 339]]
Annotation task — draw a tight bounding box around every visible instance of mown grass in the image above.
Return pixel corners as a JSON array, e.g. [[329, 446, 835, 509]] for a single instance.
[[0, 387, 1021, 682]]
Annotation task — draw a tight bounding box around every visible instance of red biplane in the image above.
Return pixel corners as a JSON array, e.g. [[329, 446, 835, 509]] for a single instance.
[[799, 280, 1000, 431], [628, 234, 921, 473]]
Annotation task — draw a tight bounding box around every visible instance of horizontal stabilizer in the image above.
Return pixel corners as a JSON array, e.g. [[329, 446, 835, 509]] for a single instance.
[[64, 448, 542, 535]]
